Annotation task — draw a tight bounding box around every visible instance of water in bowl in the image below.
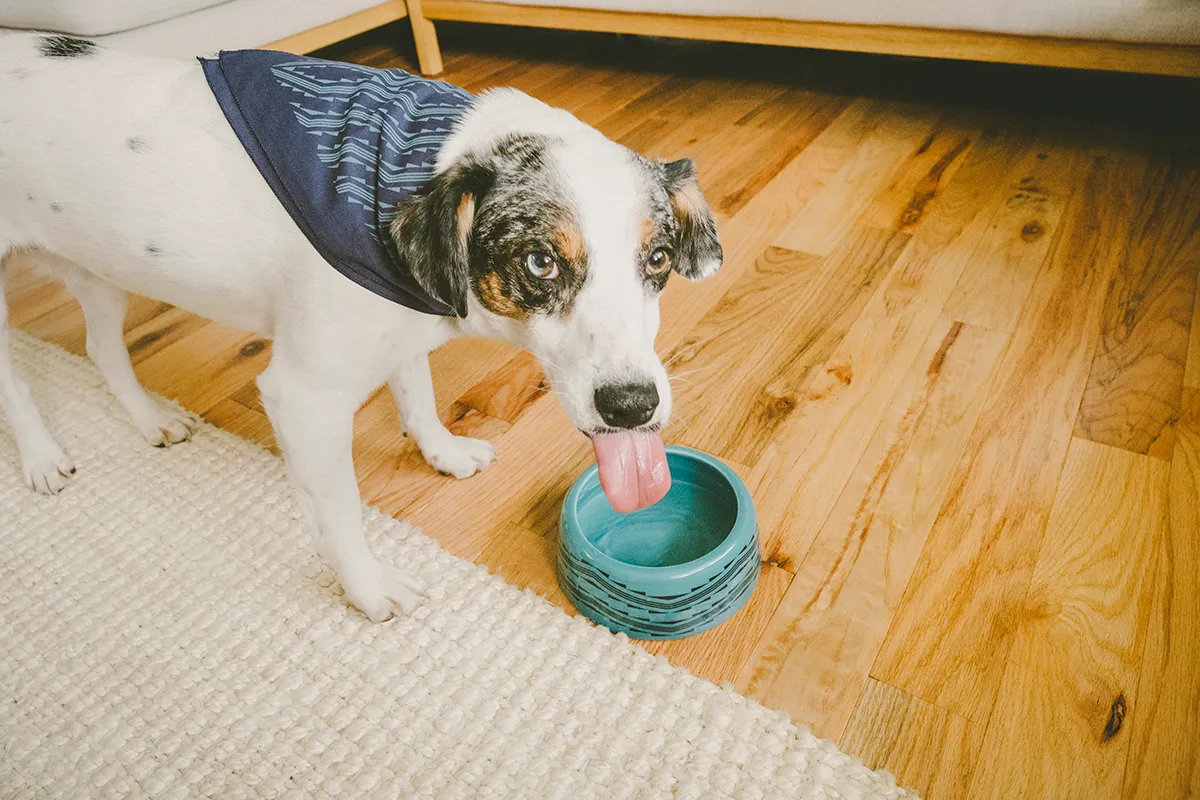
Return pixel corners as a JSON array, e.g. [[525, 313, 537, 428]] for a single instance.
[[577, 455, 738, 568]]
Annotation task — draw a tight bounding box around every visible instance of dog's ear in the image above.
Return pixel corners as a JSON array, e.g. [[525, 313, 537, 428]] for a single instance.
[[660, 158, 722, 281], [391, 163, 491, 318]]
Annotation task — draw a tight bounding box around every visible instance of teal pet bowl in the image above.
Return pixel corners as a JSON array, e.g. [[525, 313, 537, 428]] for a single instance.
[[557, 445, 760, 640]]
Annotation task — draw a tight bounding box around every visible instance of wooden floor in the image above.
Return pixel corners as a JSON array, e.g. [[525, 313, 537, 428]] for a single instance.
[[6, 24, 1200, 798]]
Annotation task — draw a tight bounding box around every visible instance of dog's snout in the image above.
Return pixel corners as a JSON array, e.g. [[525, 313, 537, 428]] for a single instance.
[[594, 381, 659, 429]]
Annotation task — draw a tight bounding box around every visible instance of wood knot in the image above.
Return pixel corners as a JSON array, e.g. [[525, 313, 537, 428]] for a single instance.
[[239, 340, 266, 357], [769, 395, 797, 417], [130, 329, 164, 352], [762, 553, 793, 572], [1104, 693, 1127, 740], [1021, 221, 1045, 242], [827, 363, 853, 385]]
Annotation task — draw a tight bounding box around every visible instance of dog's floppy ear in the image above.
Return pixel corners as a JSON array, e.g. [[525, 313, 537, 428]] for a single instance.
[[660, 158, 722, 281], [391, 163, 491, 318]]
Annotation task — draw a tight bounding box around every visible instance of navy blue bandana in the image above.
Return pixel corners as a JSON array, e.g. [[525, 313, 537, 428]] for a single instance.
[[200, 50, 475, 316]]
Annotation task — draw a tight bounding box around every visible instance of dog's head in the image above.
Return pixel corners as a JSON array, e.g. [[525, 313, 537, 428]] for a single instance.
[[391, 90, 721, 508]]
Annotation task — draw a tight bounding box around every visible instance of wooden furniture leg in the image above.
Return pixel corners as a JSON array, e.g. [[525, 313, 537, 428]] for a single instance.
[[407, 0, 445, 75]]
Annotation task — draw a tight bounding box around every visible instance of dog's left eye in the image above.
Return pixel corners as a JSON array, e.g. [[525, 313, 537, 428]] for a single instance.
[[524, 252, 560, 280], [647, 248, 671, 275]]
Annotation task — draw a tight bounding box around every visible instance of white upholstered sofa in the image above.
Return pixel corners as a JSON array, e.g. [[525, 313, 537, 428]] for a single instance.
[[0, 0, 443, 70]]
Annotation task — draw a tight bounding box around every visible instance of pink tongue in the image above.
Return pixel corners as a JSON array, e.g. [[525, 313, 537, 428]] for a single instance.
[[591, 431, 671, 514]]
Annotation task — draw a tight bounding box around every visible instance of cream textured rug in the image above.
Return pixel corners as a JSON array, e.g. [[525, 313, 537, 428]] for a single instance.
[[0, 332, 915, 799]]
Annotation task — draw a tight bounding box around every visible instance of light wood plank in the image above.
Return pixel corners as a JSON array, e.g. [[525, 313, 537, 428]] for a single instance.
[[773, 105, 939, 256], [1074, 155, 1200, 461], [860, 121, 977, 232], [968, 438, 1169, 799], [668, 233, 906, 466], [872, 153, 1149, 723], [704, 91, 853, 219], [734, 319, 1007, 739], [743, 129, 1047, 571], [1122, 389, 1200, 798], [478, 522, 568, 608], [840, 678, 982, 800], [124, 307, 213, 367], [422, 0, 1200, 77], [131, 323, 264, 411], [941, 148, 1073, 332]]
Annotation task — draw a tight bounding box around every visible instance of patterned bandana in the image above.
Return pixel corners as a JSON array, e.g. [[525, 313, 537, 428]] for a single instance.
[[200, 50, 475, 316]]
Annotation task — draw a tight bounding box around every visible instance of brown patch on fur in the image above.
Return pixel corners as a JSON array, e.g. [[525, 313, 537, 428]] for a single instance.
[[553, 218, 587, 266], [671, 181, 706, 223], [477, 272, 527, 320], [641, 217, 658, 251], [456, 192, 476, 250]]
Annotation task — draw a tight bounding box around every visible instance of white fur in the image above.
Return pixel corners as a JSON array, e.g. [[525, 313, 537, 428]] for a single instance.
[[0, 35, 675, 620]]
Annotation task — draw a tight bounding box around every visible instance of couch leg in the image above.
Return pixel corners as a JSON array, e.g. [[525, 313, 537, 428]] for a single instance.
[[406, 0, 444, 75]]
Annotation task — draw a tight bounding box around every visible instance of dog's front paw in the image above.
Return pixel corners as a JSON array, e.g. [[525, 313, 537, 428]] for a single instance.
[[136, 405, 199, 448], [22, 444, 77, 495], [423, 434, 497, 479], [342, 562, 426, 622]]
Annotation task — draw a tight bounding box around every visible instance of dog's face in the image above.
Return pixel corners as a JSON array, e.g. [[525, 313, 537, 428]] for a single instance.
[[391, 92, 722, 437]]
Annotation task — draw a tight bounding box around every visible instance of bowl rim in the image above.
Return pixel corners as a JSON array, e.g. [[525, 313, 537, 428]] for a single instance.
[[560, 444, 757, 581]]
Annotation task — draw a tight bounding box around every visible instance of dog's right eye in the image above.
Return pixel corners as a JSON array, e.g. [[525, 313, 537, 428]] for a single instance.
[[523, 252, 560, 280]]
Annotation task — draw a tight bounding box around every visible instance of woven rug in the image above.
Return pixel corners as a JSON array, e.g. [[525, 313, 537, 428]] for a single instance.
[[0, 331, 915, 799]]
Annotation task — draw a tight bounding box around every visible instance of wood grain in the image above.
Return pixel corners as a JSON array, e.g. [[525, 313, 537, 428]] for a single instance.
[[1121, 389, 1200, 799], [967, 437, 1169, 799], [773, 104, 938, 256], [1187, 278, 1200, 390], [840, 678, 982, 800], [668, 233, 906, 466], [743, 130, 1048, 572], [1074, 155, 1200, 460], [734, 319, 1007, 739], [872, 154, 1148, 723], [941, 146, 1073, 332], [859, 120, 977, 232]]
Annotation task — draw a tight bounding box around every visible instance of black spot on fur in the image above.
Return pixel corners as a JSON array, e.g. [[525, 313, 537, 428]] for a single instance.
[[144, 243, 162, 257], [38, 35, 97, 59], [49, 202, 62, 213], [126, 136, 148, 153]]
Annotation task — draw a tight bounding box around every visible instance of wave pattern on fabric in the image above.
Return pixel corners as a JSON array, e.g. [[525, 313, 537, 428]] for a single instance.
[[271, 60, 473, 229]]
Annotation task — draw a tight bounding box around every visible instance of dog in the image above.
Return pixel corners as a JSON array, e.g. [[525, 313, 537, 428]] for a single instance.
[[0, 33, 722, 621]]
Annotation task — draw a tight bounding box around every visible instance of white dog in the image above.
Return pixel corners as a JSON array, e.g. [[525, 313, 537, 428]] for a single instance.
[[0, 33, 722, 621]]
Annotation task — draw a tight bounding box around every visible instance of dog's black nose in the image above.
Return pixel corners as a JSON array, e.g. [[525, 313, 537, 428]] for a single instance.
[[594, 381, 659, 429]]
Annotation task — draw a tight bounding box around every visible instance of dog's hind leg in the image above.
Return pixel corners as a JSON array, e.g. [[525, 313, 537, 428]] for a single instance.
[[388, 353, 497, 479], [62, 268, 198, 447], [0, 250, 77, 493]]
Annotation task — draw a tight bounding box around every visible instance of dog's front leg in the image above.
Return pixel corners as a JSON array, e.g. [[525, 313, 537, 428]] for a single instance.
[[258, 360, 423, 621], [389, 353, 497, 479]]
